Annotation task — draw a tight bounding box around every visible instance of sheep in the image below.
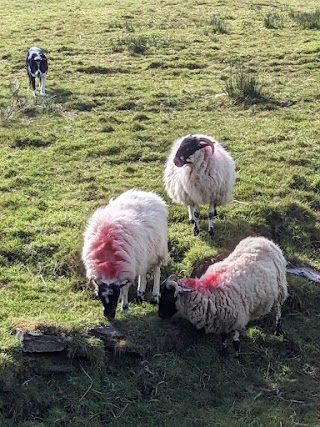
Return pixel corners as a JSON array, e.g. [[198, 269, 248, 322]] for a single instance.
[[159, 236, 288, 357], [163, 134, 236, 238], [82, 189, 168, 319]]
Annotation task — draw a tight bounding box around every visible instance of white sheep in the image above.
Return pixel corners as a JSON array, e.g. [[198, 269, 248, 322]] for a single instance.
[[163, 134, 236, 238], [82, 189, 168, 319], [159, 236, 288, 357]]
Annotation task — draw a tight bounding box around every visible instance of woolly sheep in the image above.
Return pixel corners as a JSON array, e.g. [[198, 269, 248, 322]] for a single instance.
[[159, 236, 288, 357], [82, 189, 168, 319], [163, 134, 236, 238]]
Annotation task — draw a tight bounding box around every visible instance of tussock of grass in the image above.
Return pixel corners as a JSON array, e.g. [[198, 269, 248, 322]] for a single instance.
[[263, 12, 285, 29], [209, 16, 229, 34], [290, 8, 320, 29], [225, 66, 265, 104]]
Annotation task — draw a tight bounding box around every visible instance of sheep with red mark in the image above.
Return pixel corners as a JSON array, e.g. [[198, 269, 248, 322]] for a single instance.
[[159, 236, 288, 357], [82, 189, 168, 319], [163, 134, 236, 238]]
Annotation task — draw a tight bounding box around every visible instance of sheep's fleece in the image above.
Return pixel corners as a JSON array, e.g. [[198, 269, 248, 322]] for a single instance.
[[163, 134, 236, 207], [168, 236, 288, 334], [82, 189, 168, 286]]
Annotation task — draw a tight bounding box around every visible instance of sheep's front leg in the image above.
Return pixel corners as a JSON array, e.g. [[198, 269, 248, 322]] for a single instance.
[[188, 205, 200, 236], [274, 302, 283, 336], [208, 203, 218, 238], [120, 283, 130, 314], [137, 275, 147, 303], [150, 265, 161, 304], [232, 330, 241, 358]]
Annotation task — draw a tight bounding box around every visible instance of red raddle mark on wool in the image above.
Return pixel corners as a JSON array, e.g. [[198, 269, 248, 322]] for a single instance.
[[179, 271, 225, 292], [91, 227, 124, 279]]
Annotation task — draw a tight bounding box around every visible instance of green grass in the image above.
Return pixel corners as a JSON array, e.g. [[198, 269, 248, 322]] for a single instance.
[[0, 0, 320, 425]]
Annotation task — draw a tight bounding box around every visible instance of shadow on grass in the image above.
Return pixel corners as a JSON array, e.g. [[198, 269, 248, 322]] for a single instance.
[[257, 201, 320, 253], [47, 87, 72, 103], [1, 283, 319, 425]]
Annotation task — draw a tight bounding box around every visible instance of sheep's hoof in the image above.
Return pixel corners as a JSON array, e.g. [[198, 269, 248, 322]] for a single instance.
[[150, 295, 159, 305], [208, 228, 215, 238], [136, 293, 146, 304], [193, 227, 200, 236], [121, 305, 129, 315]]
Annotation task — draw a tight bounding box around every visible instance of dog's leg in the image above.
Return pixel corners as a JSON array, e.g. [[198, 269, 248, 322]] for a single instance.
[[40, 74, 46, 95], [29, 75, 36, 97]]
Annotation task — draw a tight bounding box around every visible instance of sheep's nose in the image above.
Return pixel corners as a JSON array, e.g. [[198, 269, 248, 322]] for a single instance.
[[174, 157, 185, 167]]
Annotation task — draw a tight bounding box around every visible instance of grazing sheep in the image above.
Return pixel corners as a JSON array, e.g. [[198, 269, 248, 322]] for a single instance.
[[159, 236, 288, 357], [82, 189, 168, 319], [163, 134, 236, 238]]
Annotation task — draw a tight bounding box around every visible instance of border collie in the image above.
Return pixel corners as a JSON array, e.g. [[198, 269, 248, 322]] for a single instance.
[[26, 47, 48, 96]]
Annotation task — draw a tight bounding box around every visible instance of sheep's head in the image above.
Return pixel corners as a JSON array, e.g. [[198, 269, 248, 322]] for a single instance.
[[158, 275, 192, 319], [173, 135, 215, 167], [95, 279, 127, 319]]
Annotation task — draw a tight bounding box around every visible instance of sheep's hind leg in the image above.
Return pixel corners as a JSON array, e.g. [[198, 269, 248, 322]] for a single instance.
[[274, 302, 283, 336], [150, 265, 161, 304], [208, 203, 217, 238], [188, 205, 200, 236], [137, 275, 147, 303]]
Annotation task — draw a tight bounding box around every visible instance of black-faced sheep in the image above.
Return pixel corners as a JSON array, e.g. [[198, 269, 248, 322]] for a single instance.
[[163, 134, 236, 238], [82, 189, 168, 319], [159, 236, 288, 357]]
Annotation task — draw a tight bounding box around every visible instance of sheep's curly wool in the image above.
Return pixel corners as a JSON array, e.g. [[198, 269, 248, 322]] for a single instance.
[[174, 236, 288, 334]]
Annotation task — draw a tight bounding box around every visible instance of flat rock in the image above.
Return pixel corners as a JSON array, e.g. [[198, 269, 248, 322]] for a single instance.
[[16, 329, 68, 353], [89, 326, 125, 339]]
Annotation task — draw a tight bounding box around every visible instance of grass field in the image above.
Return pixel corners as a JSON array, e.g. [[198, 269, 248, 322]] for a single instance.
[[0, 0, 320, 425]]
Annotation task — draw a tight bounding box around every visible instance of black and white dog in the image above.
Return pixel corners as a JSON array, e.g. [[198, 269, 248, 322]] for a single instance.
[[26, 47, 48, 96]]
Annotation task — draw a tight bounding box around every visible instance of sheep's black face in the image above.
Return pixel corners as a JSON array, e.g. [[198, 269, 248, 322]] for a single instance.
[[174, 135, 205, 167], [96, 283, 121, 319], [158, 284, 178, 319]]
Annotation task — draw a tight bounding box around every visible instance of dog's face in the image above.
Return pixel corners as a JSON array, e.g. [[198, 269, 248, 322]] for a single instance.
[[27, 48, 48, 77]]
